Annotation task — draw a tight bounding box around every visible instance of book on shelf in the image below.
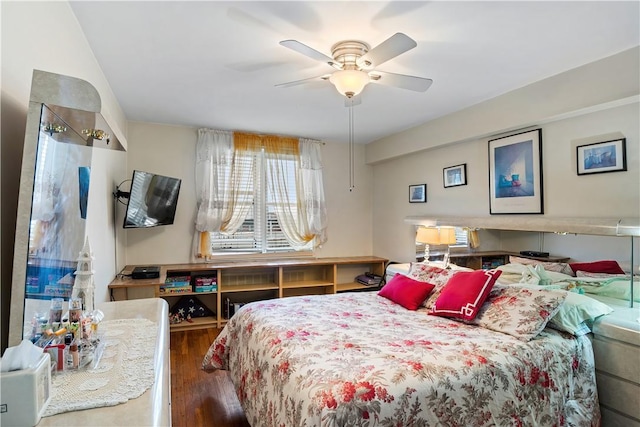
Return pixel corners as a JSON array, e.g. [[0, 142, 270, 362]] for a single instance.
[[159, 285, 192, 294], [194, 276, 216, 285], [165, 275, 191, 283]]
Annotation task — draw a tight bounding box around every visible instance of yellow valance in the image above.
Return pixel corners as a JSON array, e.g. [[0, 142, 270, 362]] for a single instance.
[[234, 132, 299, 155]]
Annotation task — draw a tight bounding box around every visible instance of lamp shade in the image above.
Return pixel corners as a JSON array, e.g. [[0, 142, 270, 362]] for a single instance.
[[439, 227, 457, 245], [329, 70, 370, 97], [416, 227, 440, 245]]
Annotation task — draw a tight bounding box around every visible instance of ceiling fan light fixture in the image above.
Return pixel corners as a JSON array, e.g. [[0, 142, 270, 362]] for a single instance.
[[329, 70, 370, 98]]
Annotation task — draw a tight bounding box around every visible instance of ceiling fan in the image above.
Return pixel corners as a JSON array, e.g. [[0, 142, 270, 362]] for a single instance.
[[276, 32, 433, 99]]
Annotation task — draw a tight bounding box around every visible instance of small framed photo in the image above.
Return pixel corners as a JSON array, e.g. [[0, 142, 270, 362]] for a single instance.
[[409, 184, 426, 203], [577, 138, 627, 176], [443, 164, 467, 188]]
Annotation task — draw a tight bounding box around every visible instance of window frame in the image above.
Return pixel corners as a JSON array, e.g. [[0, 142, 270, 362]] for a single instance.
[[209, 147, 312, 255]]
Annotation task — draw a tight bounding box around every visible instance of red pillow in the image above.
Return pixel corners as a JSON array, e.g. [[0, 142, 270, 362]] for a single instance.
[[378, 274, 435, 310], [430, 269, 502, 321], [569, 260, 625, 275]]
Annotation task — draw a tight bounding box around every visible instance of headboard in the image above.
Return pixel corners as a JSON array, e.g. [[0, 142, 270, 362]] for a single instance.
[[405, 216, 639, 307]]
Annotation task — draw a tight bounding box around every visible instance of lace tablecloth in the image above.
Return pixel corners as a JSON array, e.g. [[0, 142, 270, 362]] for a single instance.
[[43, 318, 157, 417]]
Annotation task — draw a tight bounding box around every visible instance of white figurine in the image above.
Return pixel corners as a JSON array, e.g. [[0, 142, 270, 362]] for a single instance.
[[72, 236, 95, 313]]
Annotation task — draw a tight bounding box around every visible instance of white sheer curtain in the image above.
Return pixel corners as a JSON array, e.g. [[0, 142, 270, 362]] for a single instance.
[[194, 130, 328, 257], [266, 137, 327, 249], [297, 138, 327, 247], [31, 134, 57, 222], [193, 128, 253, 258], [30, 134, 58, 255]]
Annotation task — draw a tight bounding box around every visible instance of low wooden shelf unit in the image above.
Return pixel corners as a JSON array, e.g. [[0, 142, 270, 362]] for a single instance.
[[109, 256, 387, 331]]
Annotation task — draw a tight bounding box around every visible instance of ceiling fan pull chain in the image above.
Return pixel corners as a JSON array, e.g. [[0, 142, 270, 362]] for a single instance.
[[349, 102, 355, 192]]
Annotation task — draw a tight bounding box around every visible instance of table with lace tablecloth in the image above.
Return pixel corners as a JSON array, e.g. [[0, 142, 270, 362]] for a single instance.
[[43, 318, 157, 417], [37, 298, 171, 427]]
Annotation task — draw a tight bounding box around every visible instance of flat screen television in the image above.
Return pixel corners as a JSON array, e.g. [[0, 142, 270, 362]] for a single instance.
[[123, 170, 181, 228]]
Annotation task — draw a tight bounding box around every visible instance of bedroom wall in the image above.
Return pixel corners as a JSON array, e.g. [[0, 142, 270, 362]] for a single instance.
[[1, 1, 128, 351], [123, 121, 374, 265], [367, 47, 639, 164], [369, 61, 640, 266]]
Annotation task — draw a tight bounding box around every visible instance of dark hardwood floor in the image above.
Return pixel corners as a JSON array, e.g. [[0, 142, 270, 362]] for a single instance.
[[170, 328, 250, 427]]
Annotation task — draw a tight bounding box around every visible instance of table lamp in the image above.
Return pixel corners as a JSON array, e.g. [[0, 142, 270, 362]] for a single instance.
[[438, 227, 457, 268], [415, 227, 441, 262]]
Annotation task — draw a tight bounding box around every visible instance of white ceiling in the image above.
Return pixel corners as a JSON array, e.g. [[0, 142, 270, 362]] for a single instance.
[[70, 1, 639, 145]]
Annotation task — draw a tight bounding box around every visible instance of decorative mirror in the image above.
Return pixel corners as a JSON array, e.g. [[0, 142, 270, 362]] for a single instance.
[[9, 70, 125, 346]]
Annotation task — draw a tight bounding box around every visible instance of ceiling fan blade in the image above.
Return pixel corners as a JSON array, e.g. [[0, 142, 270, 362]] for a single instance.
[[279, 40, 342, 69], [357, 33, 417, 69], [275, 74, 331, 88], [369, 71, 433, 92]]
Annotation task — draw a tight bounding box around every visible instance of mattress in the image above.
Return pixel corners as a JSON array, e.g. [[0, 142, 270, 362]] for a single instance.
[[384, 262, 410, 282]]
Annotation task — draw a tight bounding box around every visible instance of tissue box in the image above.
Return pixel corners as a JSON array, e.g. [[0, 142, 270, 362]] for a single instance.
[[0, 353, 51, 426]]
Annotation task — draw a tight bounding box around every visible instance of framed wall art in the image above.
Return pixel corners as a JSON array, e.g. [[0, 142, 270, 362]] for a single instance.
[[409, 184, 426, 203], [488, 129, 543, 214], [443, 164, 467, 188], [576, 138, 626, 176]]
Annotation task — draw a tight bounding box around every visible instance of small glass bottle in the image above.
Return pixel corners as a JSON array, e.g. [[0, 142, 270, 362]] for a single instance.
[[69, 297, 82, 323], [49, 298, 63, 325], [69, 340, 79, 369]]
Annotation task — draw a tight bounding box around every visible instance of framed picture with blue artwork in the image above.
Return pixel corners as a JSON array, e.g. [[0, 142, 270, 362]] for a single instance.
[[576, 138, 626, 176], [488, 129, 543, 214], [409, 184, 426, 203], [443, 164, 467, 188]]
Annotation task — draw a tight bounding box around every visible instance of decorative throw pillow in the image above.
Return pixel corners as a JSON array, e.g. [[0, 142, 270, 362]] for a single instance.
[[378, 273, 435, 310], [407, 263, 447, 281], [430, 269, 502, 321], [569, 260, 625, 275], [407, 263, 458, 310], [470, 285, 567, 341], [509, 256, 574, 276], [170, 296, 215, 320]]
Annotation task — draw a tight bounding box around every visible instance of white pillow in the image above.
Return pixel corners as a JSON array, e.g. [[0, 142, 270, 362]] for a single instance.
[[547, 291, 613, 335]]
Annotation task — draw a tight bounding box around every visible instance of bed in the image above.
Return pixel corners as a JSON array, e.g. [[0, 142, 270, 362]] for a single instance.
[[203, 264, 601, 427], [389, 260, 640, 427], [497, 261, 640, 427]]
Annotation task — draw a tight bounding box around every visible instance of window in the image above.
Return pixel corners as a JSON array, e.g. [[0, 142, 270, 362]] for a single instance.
[[452, 227, 469, 247], [209, 148, 312, 254]]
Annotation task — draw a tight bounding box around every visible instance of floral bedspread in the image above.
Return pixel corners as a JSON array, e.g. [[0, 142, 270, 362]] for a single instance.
[[203, 292, 600, 427]]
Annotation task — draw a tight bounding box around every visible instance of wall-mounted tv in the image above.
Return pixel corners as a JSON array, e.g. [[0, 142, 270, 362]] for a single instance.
[[123, 170, 181, 228]]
